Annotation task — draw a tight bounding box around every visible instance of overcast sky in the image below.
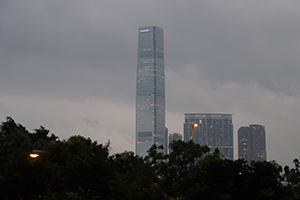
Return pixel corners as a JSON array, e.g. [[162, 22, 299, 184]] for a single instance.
[[1, 0, 300, 166]]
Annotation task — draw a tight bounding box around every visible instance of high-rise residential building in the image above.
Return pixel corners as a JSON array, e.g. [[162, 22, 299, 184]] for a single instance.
[[135, 26, 165, 157], [238, 124, 266, 162], [184, 113, 233, 160], [238, 126, 251, 161], [169, 133, 182, 154]]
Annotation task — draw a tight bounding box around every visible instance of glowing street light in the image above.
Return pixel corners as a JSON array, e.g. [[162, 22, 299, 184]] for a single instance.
[[192, 123, 198, 143], [29, 153, 40, 158], [29, 150, 45, 159]]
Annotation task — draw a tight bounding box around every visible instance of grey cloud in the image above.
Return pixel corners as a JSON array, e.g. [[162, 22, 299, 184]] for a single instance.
[[1, 0, 300, 165], [82, 117, 101, 128]]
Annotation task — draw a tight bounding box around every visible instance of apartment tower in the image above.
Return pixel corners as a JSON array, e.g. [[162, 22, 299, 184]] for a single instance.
[[184, 113, 233, 160], [238, 124, 266, 162]]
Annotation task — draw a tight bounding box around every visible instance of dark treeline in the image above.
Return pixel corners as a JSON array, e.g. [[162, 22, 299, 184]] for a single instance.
[[1, 117, 300, 199]]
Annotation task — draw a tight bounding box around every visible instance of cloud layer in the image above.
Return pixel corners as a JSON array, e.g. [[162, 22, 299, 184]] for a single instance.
[[1, 0, 300, 166]]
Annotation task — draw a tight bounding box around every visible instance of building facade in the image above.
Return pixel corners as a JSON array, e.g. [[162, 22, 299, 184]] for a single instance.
[[184, 113, 233, 160], [238, 124, 266, 162], [169, 133, 182, 154], [135, 26, 166, 157]]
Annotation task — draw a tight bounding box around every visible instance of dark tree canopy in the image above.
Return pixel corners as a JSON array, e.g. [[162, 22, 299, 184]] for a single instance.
[[0, 117, 298, 199]]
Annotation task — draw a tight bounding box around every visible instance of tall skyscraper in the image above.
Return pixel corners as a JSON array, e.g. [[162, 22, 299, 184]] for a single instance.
[[238, 124, 266, 162], [169, 133, 182, 154], [135, 26, 165, 157], [184, 113, 233, 160]]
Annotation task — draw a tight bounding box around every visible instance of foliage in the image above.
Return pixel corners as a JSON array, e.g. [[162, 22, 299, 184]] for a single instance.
[[0, 117, 297, 199], [284, 158, 300, 199]]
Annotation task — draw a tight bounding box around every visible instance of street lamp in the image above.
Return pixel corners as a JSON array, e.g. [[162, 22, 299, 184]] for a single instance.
[[29, 150, 45, 159], [29, 153, 39, 158], [192, 123, 198, 143]]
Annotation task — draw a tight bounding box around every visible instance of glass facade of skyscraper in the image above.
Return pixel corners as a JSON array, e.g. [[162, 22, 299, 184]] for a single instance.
[[184, 113, 233, 160], [238, 124, 266, 162], [136, 26, 165, 157]]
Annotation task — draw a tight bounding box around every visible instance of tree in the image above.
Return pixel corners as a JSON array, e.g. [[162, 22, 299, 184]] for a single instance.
[[52, 135, 113, 199], [284, 158, 300, 199], [0, 117, 59, 199], [110, 150, 173, 199], [143, 140, 210, 199], [0, 117, 295, 199], [29, 126, 58, 150]]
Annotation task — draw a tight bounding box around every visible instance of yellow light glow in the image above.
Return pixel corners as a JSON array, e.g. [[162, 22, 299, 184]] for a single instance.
[[29, 154, 39, 158], [194, 123, 198, 127]]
